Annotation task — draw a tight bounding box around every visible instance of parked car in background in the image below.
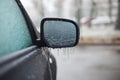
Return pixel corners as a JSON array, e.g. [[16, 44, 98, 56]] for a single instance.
[[80, 16, 115, 25], [0, 0, 79, 80]]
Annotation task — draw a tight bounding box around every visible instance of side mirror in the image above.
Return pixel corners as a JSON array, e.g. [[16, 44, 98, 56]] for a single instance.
[[40, 18, 79, 48]]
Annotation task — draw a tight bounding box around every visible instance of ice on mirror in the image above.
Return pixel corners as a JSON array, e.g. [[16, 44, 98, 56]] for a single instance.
[[44, 20, 76, 47]]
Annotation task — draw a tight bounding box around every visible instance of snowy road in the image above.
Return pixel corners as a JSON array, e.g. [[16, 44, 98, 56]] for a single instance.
[[51, 45, 120, 80]]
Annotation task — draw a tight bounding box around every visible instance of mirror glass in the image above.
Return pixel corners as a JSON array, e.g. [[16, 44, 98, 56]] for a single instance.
[[43, 20, 77, 47]]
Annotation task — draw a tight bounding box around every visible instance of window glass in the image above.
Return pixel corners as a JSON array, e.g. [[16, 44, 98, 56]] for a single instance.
[[0, 0, 32, 57]]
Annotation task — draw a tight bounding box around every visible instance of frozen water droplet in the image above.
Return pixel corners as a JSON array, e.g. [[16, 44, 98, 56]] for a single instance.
[[49, 58, 53, 64]]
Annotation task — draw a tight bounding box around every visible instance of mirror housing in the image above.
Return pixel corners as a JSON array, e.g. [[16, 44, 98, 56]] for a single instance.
[[40, 18, 79, 48]]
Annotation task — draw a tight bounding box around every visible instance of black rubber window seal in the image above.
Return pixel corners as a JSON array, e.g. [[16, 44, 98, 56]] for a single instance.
[[16, 0, 38, 45]]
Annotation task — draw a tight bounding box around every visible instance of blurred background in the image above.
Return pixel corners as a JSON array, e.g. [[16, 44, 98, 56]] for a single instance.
[[21, 0, 120, 44], [21, 0, 120, 80]]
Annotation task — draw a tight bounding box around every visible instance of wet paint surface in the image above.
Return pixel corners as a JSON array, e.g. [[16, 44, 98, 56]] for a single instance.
[[51, 45, 120, 80]]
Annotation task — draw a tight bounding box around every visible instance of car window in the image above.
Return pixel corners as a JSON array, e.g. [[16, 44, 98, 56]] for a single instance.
[[0, 0, 32, 57]]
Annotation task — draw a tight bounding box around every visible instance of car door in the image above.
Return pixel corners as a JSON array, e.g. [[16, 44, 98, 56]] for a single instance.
[[0, 0, 55, 80]]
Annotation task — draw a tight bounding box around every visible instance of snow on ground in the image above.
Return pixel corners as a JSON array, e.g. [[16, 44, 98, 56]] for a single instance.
[[80, 26, 120, 38]]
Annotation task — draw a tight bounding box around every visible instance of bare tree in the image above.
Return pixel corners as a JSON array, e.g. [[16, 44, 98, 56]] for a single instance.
[[108, 0, 112, 18], [75, 0, 82, 26], [88, 0, 96, 27], [55, 0, 63, 17], [32, 0, 44, 18], [115, 0, 120, 30]]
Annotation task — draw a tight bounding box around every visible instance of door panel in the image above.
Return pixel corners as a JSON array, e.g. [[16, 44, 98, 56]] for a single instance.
[[0, 46, 50, 80]]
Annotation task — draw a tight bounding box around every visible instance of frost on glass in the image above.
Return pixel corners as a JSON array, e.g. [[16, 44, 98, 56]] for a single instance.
[[44, 20, 76, 47], [0, 0, 32, 56]]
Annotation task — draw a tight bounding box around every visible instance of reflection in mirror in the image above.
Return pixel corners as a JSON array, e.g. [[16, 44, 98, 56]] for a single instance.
[[43, 20, 77, 47]]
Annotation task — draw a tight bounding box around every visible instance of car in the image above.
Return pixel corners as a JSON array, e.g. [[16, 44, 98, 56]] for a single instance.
[[80, 17, 95, 25], [80, 16, 113, 25], [0, 0, 79, 80], [91, 16, 111, 25]]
